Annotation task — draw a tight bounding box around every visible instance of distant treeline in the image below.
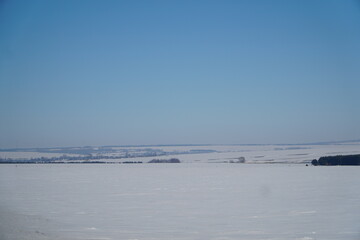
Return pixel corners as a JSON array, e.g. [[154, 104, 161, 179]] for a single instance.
[[0, 155, 121, 163], [312, 154, 360, 166], [0, 156, 183, 164], [0, 160, 114, 164], [0, 160, 144, 164], [148, 158, 180, 163]]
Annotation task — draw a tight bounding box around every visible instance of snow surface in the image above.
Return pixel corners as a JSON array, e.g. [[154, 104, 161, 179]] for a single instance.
[[0, 164, 359, 240], [106, 143, 360, 164], [2, 143, 360, 163]]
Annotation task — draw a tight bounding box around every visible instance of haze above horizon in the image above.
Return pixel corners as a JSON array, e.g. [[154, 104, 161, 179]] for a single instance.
[[1, 0, 360, 148]]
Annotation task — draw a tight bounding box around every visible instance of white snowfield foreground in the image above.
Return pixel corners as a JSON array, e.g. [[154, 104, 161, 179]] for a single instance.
[[0, 163, 360, 240]]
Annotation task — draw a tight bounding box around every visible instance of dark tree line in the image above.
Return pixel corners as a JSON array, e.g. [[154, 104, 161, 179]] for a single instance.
[[148, 158, 180, 163], [312, 154, 360, 166]]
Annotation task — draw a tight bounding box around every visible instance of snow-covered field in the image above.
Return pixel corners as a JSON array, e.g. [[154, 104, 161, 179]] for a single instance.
[[0, 164, 359, 240], [124, 143, 360, 164], [1, 142, 360, 163]]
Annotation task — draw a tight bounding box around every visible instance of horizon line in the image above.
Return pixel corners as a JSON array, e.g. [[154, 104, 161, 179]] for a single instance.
[[1, 139, 360, 151]]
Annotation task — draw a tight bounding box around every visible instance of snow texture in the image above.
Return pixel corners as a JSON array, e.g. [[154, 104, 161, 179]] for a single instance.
[[0, 163, 359, 240]]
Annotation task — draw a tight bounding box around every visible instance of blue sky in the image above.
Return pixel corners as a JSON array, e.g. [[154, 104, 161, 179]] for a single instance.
[[1, 0, 360, 148]]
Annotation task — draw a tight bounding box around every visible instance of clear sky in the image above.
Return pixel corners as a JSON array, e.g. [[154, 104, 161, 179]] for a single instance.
[[1, 0, 360, 148]]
